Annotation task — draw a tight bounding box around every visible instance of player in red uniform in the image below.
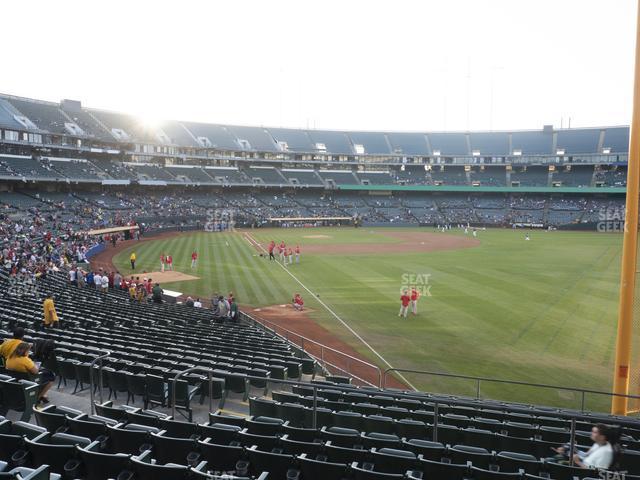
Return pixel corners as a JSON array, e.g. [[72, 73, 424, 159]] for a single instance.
[[160, 253, 165, 272], [410, 287, 420, 315], [268, 241, 276, 261], [399, 289, 411, 318], [295, 245, 301, 264], [293, 293, 304, 311], [287, 247, 293, 265], [191, 250, 198, 268], [166, 254, 173, 271], [279, 241, 286, 263]]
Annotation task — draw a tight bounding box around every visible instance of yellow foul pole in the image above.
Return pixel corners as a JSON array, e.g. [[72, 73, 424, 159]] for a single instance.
[[612, 0, 640, 415]]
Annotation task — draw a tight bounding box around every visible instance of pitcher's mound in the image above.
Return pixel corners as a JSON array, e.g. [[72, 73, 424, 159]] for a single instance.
[[141, 271, 200, 283]]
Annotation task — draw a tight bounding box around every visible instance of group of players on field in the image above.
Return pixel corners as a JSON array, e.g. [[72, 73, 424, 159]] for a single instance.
[[267, 240, 301, 265], [129, 239, 422, 318], [399, 288, 420, 318]]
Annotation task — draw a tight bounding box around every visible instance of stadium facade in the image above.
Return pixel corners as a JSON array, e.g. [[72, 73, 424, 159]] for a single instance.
[[0, 93, 629, 230]]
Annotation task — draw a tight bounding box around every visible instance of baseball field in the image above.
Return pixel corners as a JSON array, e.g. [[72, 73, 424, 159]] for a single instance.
[[108, 227, 623, 411]]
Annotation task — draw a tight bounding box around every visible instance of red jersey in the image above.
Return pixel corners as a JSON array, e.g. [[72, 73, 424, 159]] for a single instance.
[[287, 248, 293, 256], [295, 246, 300, 254], [268, 244, 274, 253], [411, 290, 419, 301], [192, 252, 198, 260], [167, 256, 173, 264], [160, 254, 165, 263], [400, 294, 411, 307]]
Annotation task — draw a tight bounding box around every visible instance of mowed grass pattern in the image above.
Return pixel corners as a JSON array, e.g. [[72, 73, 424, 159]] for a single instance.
[[113, 227, 622, 410]]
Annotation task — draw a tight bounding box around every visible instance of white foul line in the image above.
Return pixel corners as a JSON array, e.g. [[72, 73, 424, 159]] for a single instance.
[[241, 231, 418, 391]]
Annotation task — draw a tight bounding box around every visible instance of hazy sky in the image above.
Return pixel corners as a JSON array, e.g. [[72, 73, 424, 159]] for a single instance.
[[1, 0, 636, 132]]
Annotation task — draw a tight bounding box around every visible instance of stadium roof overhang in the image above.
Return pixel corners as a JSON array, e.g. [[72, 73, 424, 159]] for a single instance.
[[338, 184, 627, 194]]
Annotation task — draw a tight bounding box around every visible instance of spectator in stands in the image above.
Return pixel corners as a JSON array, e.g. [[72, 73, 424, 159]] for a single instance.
[[86, 270, 94, 288], [211, 293, 220, 315], [136, 283, 146, 303], [194, 298, 202, 308], [185, 296, 195, 307], [42, 294, 59, 328], [128, 278, 137, 300], [550, 423, 618, 470], [574, 424, 620, 470], [113, 271, 122, 290], [218, 295, 229, 317], [6, 342, 55, 405], [0, 327, 25, 360], [230, 299, 238, 320], [152, 283, 163, 303]]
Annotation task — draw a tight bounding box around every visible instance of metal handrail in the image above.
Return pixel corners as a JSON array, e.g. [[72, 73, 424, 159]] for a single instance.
[[382, 368, 640, 412], [170, 367, 332, 428], [242, 312, 383, 388], [88, 350, 111, 415], [168, 366, 593, 451], [170, 366, 220, 418]]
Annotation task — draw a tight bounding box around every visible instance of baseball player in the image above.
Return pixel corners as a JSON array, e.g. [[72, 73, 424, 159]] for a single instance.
[[399, 289, 410, 319], [410, 287, 420, 315]]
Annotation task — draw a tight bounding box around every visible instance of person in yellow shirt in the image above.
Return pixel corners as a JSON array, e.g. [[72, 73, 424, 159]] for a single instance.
[[0, 327, 25, 360], [43, 295, 59, 328], [130, 252, 136, 270], [128, 278, 137, 300], [6, 342, 54, 405]]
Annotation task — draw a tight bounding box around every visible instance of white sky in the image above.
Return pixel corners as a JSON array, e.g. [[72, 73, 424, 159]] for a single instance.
[[0, 0, 636, 132]]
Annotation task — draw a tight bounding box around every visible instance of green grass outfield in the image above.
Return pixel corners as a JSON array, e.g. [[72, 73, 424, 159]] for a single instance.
[[113, 227, 622, 411]]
